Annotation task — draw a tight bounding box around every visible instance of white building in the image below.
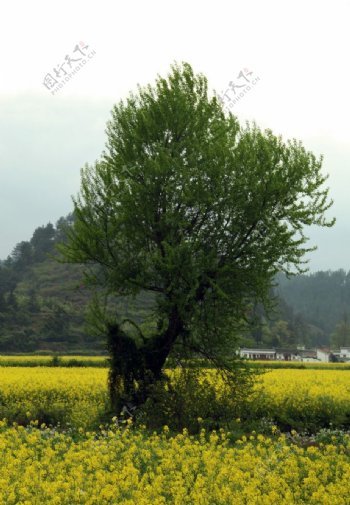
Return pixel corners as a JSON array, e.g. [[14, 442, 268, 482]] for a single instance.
[[339, 347, 350, 361], [240, 348, 276, 360], [239, 347, 340, 363], [275, 349, 300, 361], [316, 349, 331, 362]]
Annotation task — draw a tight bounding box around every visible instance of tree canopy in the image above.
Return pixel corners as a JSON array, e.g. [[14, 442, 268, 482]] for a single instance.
[[59, 62, 334, 411]]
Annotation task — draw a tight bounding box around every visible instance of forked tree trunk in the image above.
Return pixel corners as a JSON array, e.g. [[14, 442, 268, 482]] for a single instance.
[[107, 306, 183, 413]]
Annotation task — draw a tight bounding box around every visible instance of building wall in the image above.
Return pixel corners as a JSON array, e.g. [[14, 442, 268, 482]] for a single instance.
[[316, 349, 330, 362]]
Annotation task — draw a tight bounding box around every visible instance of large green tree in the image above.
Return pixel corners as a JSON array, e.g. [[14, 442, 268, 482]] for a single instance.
[[59, 62, 334, 412]]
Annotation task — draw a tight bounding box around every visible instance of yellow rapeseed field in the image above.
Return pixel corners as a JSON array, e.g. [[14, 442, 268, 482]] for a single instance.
[[252, 369, 350, 431], [1, 367, 350, 430], [0, 367, 108, 428], [257, 369, 350, 406], [0, 421, 350, 504], [0, 367, 350, 503]]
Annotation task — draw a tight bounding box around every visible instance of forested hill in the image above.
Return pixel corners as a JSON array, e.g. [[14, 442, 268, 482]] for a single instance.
[[0, 215, 93, 352], [276, 271, 350, 347], [0, 215, 349, 352], [242, 272, 350, 350], [0, 215, 154, 352]]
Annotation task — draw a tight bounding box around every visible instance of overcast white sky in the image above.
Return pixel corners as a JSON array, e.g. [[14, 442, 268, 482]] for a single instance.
[[0, 0, 349, 271]]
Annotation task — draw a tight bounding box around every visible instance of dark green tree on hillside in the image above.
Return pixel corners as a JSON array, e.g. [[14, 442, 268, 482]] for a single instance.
[[31, 223, 55, 261], [59, 62, 334, 413], [331, 313, 350, 348], [10, 241, 33, 270]]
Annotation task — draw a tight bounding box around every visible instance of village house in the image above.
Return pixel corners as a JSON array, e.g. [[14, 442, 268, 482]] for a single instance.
[[240, 348, 300, 361], [239, 347, 339, 362], [239, 348, 276, 360], [339, 347, 350, 361], [316, 348, 332, 362], [275, 349, 300, 361]]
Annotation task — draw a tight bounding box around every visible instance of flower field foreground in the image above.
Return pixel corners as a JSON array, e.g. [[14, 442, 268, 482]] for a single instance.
[[0, 421, 350, 505]]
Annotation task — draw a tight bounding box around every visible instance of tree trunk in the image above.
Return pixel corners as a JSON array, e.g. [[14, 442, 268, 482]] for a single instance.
[[107, 306, 184, 413]]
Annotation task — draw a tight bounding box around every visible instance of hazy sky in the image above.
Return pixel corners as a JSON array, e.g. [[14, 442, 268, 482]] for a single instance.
[[1, 0, 349, 271]]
